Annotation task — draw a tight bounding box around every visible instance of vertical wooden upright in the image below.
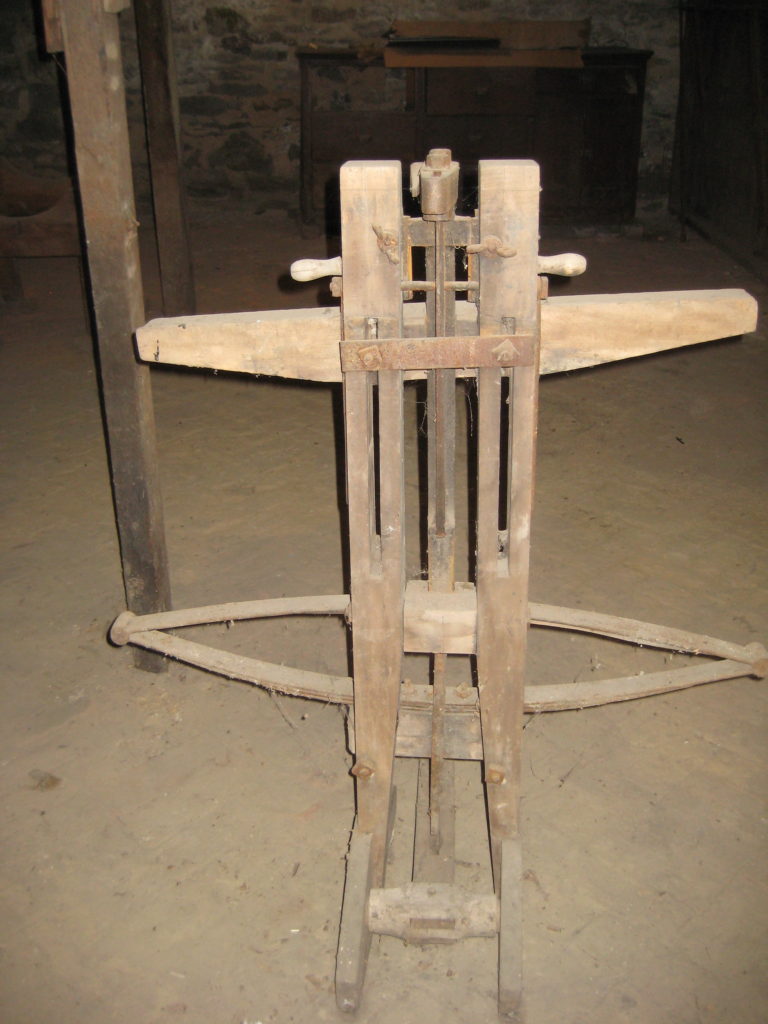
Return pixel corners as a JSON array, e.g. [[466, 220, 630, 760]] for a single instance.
[[134, 0, 196, 316], [44, 0, 171, 668], [476, 159, 541, 1020], [336, 162, 405, 1011]]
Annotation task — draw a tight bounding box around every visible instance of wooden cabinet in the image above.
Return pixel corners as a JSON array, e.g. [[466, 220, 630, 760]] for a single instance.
[[298, 49, 651, 227]]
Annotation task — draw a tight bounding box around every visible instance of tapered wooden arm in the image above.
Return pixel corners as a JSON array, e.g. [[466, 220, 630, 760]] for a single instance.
[[135, 288, 757, 382]]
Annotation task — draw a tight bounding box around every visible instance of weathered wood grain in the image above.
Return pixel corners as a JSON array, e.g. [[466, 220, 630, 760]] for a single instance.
[[136, 289, 757, 381]]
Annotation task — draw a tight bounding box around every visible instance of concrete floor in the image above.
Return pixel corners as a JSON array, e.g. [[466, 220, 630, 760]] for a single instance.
[[1, 206, 766, 1024]]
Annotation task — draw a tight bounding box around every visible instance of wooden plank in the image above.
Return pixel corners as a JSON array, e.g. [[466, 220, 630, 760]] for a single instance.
[[336, 829, 373, 1013], [59, 0, 171, 671], [340, 161, 405, 889], [390, 19, 590, 49], [540, 288, 759, 373], [397, 710, 481, 760], [134, 0, 196, 316], [384, 49, 583, 69], [476, 160, 540, 884], [134, 289, 758, 381]]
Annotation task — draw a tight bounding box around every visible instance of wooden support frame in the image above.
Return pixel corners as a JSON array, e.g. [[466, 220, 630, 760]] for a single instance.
[[109, 150, 763, 1019]]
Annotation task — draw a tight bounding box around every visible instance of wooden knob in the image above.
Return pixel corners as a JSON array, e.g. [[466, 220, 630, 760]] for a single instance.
[[537, 253, 587, 277], [290, 256, 343, 282]]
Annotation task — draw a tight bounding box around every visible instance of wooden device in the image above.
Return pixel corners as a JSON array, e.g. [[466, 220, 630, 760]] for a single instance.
[[112, 152, 763, 1019]]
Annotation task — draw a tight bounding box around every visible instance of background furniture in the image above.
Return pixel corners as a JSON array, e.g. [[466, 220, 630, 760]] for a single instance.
[[299, 48, 651, 228]]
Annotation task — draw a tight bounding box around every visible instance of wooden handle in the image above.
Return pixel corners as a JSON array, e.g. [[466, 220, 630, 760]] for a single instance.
[[538, 252, 587, 277], [290, 256, 342, 282]]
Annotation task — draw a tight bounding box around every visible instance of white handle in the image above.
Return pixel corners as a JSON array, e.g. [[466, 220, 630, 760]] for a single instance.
[[290, 257, 342, 282], [537, 253, 587, 277]]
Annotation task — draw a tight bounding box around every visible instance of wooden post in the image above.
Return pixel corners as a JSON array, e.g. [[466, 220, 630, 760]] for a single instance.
[[133, 0, 196, 316], [45, 0, 171, 670]]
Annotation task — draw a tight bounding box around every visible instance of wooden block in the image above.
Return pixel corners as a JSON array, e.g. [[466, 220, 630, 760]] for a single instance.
[[368, 882, 499, 942], [403, 579, 476, 654]]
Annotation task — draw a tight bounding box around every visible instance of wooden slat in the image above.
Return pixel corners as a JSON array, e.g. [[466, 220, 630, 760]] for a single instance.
[[340, 161, 405, 893], [135, 289, 758, 381], [476, 160, 540, 886]]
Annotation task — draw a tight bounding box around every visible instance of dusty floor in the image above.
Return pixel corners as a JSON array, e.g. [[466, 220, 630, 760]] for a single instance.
[[1, 205, 767, 1024]]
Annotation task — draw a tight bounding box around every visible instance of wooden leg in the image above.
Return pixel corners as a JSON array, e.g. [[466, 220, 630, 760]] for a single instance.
[[337, 161, 405, 1010], [54, 0, 171, 671], [499, 838, 524, 1021], [336, 829, 373, 1013]]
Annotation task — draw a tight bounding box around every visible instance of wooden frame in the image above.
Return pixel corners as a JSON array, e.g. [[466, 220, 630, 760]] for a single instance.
[[112, 154, 763, 1019]]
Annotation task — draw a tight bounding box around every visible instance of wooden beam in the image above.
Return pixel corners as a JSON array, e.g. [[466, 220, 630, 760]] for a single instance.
[[135, 288, 758, 382], [58, 0, 171, 670], [133, 0, 196, 316]]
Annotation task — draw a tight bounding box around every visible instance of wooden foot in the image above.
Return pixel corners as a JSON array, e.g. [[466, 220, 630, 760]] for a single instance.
[[498, 838, 524, 1021], [336, 829, 374, 1013]]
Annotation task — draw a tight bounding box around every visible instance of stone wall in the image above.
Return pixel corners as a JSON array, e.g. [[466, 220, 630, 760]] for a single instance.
[[0, 0, 69, 183], [2, 0, 679, 221]]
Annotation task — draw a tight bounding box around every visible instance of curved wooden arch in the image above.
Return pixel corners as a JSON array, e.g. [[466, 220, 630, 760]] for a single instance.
[[111, 598, 766, 714]]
